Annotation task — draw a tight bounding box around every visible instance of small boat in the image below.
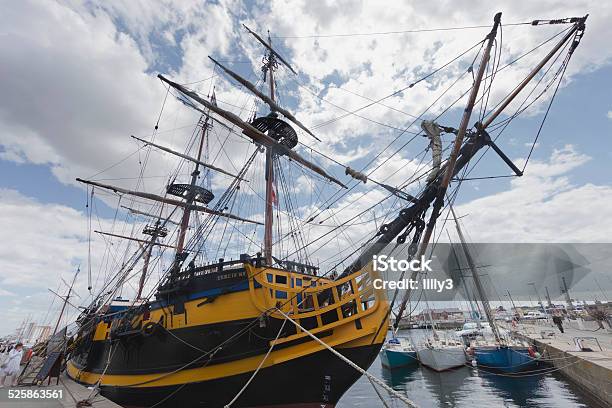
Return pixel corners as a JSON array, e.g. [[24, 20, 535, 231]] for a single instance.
[[447, 205, 539, 374], [471, 343, 539, 373], [380, 337, 418, 368], [456, 322, 509, 346], [416, 339, 466, 371]]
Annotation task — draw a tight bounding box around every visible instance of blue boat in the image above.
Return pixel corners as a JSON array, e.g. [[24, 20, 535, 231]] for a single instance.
[[380, 337, 419, 369], [473, 345, 539, 373]]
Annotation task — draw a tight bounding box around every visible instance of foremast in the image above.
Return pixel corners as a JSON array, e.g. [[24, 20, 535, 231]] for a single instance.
[[263, 32, 277, 266], [336, 13, 587, 330]]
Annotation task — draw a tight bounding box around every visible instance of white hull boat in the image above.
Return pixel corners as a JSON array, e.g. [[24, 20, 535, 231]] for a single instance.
[[416, 343, 466, 371]]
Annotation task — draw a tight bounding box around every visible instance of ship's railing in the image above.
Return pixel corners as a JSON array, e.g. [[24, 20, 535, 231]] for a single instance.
[[245, 263, 386, 345]]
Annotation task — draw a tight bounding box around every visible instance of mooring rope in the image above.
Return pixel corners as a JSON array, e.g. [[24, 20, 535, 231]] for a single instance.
[[224, 316, 288, 408], [277, 310, 418, 407], [368, 376, 393, 408]]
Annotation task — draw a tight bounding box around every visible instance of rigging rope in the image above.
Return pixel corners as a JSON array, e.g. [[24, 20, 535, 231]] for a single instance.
[[224, 316, 288, 407], [277, 310, 418, 407], [272, 22, 532, 38]]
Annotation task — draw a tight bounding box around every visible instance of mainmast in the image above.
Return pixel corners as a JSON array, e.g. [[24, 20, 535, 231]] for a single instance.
[[176, 115, 211, 254], [264, 32, 276, 266]]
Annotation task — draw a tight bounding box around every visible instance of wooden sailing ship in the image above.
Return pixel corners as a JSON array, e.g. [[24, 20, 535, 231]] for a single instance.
[[65, 13, 587, 408]]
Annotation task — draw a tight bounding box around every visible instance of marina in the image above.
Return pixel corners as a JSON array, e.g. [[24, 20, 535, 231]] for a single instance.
[[342, 338, 607, 408], [517, 321, 612, 406]]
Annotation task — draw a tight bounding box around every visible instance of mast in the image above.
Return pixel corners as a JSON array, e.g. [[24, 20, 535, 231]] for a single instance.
[[53, 267, 79, 335], [448, 235, 482, 329], [450, 205, 502, 343], [528, 282, 544, 311], [264, 32, 276, 266], [561, 276, 574, 309], [545, 286, 553, 308], [392, 12, 502, 327], [176, 115, 210, 254], [507, 290, 518, 313], [137, 221, 168, 299]]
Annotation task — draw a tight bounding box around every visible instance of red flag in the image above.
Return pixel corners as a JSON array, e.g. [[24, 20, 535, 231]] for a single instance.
[[271, 184, 278, 207]]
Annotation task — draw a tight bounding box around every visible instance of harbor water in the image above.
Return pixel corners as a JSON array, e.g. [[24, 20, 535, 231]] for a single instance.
[[337, 330, 604, 408]]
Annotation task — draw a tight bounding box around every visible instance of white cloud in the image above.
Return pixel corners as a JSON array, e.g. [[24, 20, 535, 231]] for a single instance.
[[0, 289, 16, 297], [0, 188, 176, 335], [607, 110, 612, 119], [454, 145, 612, 242], [2, 0, 611, 192]]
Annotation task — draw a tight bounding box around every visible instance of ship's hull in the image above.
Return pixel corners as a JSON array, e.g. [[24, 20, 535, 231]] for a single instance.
[[70, 343, 381, 407], [473, 346, 538, 373], [67, 261, 389, 408], [416, 346, 466, 371], [380, 347, 418, 369]]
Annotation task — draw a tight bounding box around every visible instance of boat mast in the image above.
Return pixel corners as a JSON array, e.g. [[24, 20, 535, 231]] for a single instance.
[[449, 205, 502, 343], [137, 220, 168, 299], [393, 12, 503, 326], [264, 32, 276, 266], [343, 15, 586, 283], [507, 290, 518, 312], [176, 115, 210, 254], [53, 267, 79, 335]]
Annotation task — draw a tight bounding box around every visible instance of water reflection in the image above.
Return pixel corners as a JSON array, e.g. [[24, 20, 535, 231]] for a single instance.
[[338, 354, 599, 408], [381, 364, 420, 389], [419, 366, 471, 407], [338, 331, 599, 408], [477, 370, 544, 407], [476, 370, 595, 408]]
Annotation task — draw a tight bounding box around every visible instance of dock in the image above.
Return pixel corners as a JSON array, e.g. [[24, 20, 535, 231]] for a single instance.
[[515, 320, 612, 407], [0, 373, 122, 408]]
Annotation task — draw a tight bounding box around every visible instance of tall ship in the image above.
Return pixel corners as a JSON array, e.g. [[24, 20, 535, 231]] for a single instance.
[[64, 13, 587, 407]]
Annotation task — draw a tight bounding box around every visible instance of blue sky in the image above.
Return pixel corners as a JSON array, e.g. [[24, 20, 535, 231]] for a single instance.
[[1, 0, 612, 336]]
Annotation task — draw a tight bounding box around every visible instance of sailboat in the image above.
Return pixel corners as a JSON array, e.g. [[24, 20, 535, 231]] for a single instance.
[[416, 337, 467, 372], [413, 302, 467, 371], [380, 336, 418, 369], [62, 12, 587, 408], [449, 206, 540, 373]]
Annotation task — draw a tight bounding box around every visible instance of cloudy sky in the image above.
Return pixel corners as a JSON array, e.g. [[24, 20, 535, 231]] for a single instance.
[[1, 0, 612, 336]]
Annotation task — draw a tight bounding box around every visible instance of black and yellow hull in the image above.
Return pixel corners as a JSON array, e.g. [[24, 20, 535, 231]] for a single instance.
[[68, 261, 388, 407]]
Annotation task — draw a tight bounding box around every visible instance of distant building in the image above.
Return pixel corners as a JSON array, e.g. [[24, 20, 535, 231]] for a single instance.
[[24, 325, 52, 345], [417, 308, 465, 322]]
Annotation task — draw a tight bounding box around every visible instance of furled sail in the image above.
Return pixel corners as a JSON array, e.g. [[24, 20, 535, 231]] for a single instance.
[[157, 74, 346, 188], [209, 57, 320, 142], [420, 120, 443, 183], [130, 135, 244, 180], [76, 178, 262, 225]]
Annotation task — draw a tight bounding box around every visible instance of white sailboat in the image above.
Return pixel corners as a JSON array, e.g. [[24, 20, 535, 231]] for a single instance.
[[415, 293, 466, 371], [416, 336, 466, 371]]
